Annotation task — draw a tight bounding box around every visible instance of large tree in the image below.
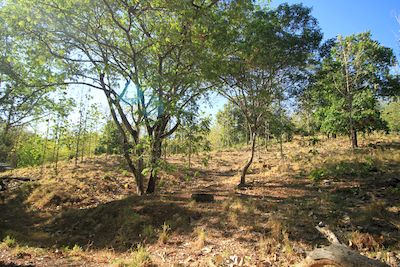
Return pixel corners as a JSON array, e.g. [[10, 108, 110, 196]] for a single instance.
[[213, 4, 321, 186], [0, 10, 68, 162], [310, 32, 398, 148], [3, 0, 255, 194]]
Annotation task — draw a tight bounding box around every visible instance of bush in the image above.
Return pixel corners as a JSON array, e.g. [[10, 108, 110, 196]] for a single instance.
[[142, 225, 154, 240], [158, 222, 170, 244], [114, 244, 151, 267], [1, 235, 17, 248], [308, 168, 326, 182]]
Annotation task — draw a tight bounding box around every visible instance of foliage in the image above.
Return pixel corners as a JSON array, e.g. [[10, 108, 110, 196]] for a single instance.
[[308, 168, 326, 182], [158, 222, 170, 245], [171, 112, 211, 168], [216, 102, 247, 147], [212, 3, 322, 184], [382, 100, 400, 133], [1, 235, 17, 248], [0, 9, 70, 162], [15, 132, 43, 167], [114, 244, 151, 267], [1, 0, 263, 194], [307, 32, 398, 147], [95, 120, 125, 155]]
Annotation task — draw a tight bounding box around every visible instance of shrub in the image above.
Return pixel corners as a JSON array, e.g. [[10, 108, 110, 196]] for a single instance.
[[158, 222, 170, 244], [1, 235, 16, 248], [128, 245, 151, 267], [70, 244, 83, 256], [114, 244, 151, 267], [308, 168, 325, 182], [142, 225, 154, 240], [195, 228, 206, 249]]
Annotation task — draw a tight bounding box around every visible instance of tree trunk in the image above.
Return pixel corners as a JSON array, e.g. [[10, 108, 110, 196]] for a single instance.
[[264, 122, 269, 152], [146, 138, 162, 194], [239, 132, 256, 187], [74, 116, 82, 168], [164, 141, 167, 161], [53, 119, 61, 175], [81, 109, 88, 162], [40, 118, 50, 175], [54, 132, 61, 176], [297, 225, 390, 267], [188, 140, 192, 169], [102, 80, 144, 195], [297, 244, 390, 267], [352, 128, 358, 148]]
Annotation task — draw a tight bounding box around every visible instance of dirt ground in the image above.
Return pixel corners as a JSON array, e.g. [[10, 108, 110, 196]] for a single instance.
[[0, 135, 399, 266]]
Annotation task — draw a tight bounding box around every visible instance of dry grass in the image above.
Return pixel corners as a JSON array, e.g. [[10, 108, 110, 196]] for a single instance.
[[1, 134, 399, 266], [157, 223, 170, 245], [194, 227, 206, 250], [349, 231, 383, 252]]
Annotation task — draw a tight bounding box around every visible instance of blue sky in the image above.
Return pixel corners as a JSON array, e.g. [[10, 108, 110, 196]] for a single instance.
[[270, 0, 400, 55], [203, 0, 400, 119], [81, 1, 400, 123]]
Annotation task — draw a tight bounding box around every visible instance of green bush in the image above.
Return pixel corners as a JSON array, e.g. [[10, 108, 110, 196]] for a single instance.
[[1, 235, 17, 248], [308, 168, 326, 182]]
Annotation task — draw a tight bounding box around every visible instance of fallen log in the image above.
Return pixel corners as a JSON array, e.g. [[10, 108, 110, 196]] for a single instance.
[[0, 163, 13, 172], [296, 225, 390, 267]]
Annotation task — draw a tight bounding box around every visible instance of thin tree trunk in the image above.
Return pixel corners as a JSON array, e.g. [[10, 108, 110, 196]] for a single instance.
[[54, 128, 61, 176], [52, 117, 60, 163], [53, 117, 60, 175], [81, 108, 88, 162], [40, 118, 50, 175], [164, 141, 167, 161], [278, 88, 284, 159], [351, 128, 358, 148], [349, 109, 357, 150], [264, 122, 268, 152], [100, 74, 144, 195], [239, 132, 256, 187], [188, 140, 192, 169], [109, 103, 144, 195], [75, 111, 82, 167]]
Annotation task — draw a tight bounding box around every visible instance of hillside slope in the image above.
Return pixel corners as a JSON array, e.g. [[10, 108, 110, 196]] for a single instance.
[[1, 135, 399, 266]]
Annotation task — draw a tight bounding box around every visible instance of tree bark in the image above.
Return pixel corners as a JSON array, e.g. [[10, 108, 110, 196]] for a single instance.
[[297, 225, 389, 267], [297, 244, 390, 267], [100, 74, 145, 195], [351, 128, 358, 148], [40, 118, 50, 175], [108, 100, 144, 195], [188, 139, 192, 169], [146, 138, 162, 194], [239, 132, 256, 187]]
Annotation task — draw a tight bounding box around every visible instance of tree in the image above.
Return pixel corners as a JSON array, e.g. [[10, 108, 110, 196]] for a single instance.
[[311, 32, 398, 149], [213, 4, 321, 186], [3, 0, 254, 194], [95, 120, 125, 155], [0, 10, 66, 162], [174, 112, 211, 169], [216, 102, 247, 147], [382, 101, 400, 133]]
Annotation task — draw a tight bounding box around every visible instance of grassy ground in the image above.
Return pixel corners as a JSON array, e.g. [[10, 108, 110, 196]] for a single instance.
[[0, 134, 399, 266]]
